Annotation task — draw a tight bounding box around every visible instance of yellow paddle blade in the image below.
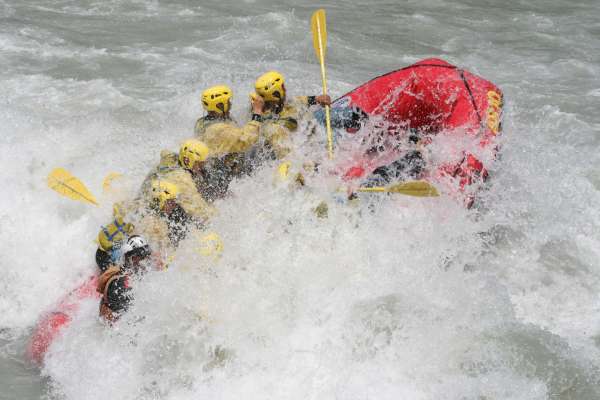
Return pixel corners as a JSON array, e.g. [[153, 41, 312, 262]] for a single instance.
[[47, 168, 99, 205], [311, 9, 327, 62], [311, 9, 334, 159], [102, 172, 123, 194], [387, 181, 439, 197], [357, 181, 439, 197]]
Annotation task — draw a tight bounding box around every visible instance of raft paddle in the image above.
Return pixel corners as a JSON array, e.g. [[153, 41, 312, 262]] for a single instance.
[[357, 181, 440, 197], [47, 168, 99, 205], [102, 172, 123, 194], [311, 9, 334, 160]]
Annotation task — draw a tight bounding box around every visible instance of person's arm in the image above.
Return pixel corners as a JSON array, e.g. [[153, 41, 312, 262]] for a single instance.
[[212, 96, 263, 153], [209, 121, 260, 154], [239, 95, 264, 147], [246, 94, 264, 131], [296, 95, 331, 106]]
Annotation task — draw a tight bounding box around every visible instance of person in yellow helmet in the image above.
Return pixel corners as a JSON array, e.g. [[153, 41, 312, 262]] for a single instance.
[[194, 85, 265, 153], [146, 179, 203, 247], [194, 84, 266, 178], [148, 138, 238, 203], [134, 175, 210, 252], [253, 71, 331, 159], [194, 85, 264, 140], [148, 139, 215, 219], [117, 139, 215, 252], [177, 138, 228, 203], [139, 138, 220, 204]]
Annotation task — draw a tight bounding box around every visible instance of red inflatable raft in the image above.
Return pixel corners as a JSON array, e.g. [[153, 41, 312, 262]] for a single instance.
[[328, 58, 503, 206], [26, 275, 100, 364], [27, 59, 502, 364]]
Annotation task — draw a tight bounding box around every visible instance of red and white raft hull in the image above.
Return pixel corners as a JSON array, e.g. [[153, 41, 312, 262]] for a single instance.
[[328, 58, 503, 206], [26, 275, 100, 364]]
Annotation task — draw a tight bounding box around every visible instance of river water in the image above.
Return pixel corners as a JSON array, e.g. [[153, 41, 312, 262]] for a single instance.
[[1, 1, 600, 399]]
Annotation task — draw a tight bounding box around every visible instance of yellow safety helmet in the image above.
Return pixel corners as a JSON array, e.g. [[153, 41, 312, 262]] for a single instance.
[[255, 71, 285, 102], [179, 138, 210, 170], [151, 180, 180, 210], [98, 216, 134, 252], [201, 85, 233, 114]]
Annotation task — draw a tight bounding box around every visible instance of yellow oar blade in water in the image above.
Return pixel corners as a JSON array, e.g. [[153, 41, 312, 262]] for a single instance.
[[102, 172, 123, 194], [387, 181, 439, 197], [357, 180, 440, 197], [310, 9, 327, 60], [47, 168, 99, 205]]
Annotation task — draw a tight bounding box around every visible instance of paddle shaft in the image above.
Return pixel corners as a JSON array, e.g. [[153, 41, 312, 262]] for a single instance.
[[314, 15, 334, 160], [58, 181, 99, 205], [356, 187, 387, 193]]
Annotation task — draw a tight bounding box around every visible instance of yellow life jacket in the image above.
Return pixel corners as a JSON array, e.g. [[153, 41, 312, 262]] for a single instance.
[[198, 120, 260, 155], [258, 97, 311, 159], [262, 102, 300, 131], [194, 115, 233, 137]]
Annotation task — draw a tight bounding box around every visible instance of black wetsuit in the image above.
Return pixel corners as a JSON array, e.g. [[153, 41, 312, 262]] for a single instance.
[[163, 204, 195, 247], [193, 158, 234, 203], [104, 275, 132, 314], [96, 248, 113, 272]]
